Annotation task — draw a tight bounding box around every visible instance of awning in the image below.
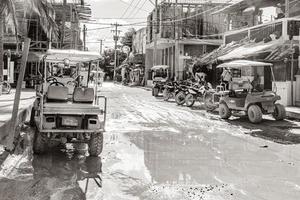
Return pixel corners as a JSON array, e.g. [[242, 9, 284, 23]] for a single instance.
[[218, 39, 283, 61], [27, 52, 45, 62], [45, 49, 102, 63], [212, 0, 282, 15], [217, 60, 273, 69], [151, 65, 169, 70]]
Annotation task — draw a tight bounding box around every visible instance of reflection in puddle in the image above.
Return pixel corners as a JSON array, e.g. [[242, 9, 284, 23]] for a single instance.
[[32, 147, 103, 199], [128, 132, 222, 185]]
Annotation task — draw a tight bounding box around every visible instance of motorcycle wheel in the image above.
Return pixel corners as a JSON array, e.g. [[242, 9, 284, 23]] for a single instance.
[[204, 92, 218, 112], [175, 91, 186, 106], [185, 93, 195, 107], [153, 88, 159, 97], [163, 88, 171, 101]]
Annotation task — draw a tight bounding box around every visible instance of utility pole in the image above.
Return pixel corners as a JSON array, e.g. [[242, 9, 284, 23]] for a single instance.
[[99, 39, 104, 54], [285, 0, 290, 18], [83, 24, 87, 51], [60, 0, 67, 48], [153, 0, 158, 66], [111, 22, 121, 81]]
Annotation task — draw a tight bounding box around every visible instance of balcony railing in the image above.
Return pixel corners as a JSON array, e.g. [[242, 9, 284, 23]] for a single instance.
[[224, 18, 300, 44]]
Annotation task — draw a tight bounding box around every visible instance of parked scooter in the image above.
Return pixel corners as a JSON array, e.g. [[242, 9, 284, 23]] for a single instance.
[[163, 81, 179, 101], [185, 82, 212, 107], [174, 80, 193, 106]]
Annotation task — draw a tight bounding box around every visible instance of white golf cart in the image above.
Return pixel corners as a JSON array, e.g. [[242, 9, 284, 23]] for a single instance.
[[204, 60, 286, 123], [31, 49, 107, 156]]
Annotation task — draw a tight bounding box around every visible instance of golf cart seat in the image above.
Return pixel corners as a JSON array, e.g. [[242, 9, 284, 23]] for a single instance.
[[73, 87, 94, 103], [47, 86, 69, 102]]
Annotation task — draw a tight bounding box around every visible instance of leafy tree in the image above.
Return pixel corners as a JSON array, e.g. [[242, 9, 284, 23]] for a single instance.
[[120, 28, 136, 49]]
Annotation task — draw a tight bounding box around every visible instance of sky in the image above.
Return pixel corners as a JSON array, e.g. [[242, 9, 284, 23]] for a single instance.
[[84, 0, 154, 52]]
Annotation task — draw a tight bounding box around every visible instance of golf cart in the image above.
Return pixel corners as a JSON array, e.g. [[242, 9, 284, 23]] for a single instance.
[[204, 60, 286, 123], [31, 49, 107, 156], [151, 65, 169, 97]]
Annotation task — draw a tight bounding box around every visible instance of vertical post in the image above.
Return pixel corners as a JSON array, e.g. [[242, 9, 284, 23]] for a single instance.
[[112, 23, 121, 81], [6, 38, 31, 151], [291, 40, 294, 106], [285, 0, 290, 18], [83, 24, 87, 51], [99, 39, 103, 54], [0, 14, 4, 83], [153, 0, 158, 66], [61, 0, 67, 48]]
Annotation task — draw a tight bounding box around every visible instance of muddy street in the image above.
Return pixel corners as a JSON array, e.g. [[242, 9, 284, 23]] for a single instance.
[[0, 82, 300, 200]]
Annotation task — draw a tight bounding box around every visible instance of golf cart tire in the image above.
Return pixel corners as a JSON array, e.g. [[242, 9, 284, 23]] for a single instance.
[[185, 93, 195, 107], [219, 103, 231, 119], [248, 105, 262, 124], [30, 107, 35, 127], [89, 132, 103, 157], [163, 88, 170, 101], [273, 104, 286, 121], [33, 131, 47, 154], [153, 88, 159, 97], [175, 92, 186, 105]]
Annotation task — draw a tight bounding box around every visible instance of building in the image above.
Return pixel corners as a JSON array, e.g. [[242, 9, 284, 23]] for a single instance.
[[132, 28, 147, 55], [145, 0, 239, 85], [2, 0, 90, 88], [202, 0, 300, 106]]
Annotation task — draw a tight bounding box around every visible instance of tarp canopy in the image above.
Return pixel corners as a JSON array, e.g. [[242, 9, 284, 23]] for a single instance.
[[151, 65, 169, 70], [218, 39, 283, 61], [45, 49, 102, 63], [212, 0, 282, 15], [217, 60, 273, 68]]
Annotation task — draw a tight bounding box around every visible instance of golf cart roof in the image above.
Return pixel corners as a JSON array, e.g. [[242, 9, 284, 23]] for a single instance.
[[217, 60, 273, 69], [151, 65, 169, 70], [45, 49, 102, 63]]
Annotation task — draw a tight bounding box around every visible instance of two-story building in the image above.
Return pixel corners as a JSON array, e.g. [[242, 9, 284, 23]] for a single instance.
[[145, 0, 238, 85], [198, 0, 300, 106], [2, 0, 90, 88]]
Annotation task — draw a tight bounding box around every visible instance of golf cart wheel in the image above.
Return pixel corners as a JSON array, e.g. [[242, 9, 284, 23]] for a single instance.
[[219, 103, 231, 119], [30, 107, 36, 127], [88, 132, 103, 157], [153, 88, 159, 97], [272, 104, 286, 121], [204, 92, 217, 112], [175, 92, 186, 105], [247, 105, 262, 124], [163, 88, 170, 101], [185, 93, 195, 107], [33, 131, 47, 154]]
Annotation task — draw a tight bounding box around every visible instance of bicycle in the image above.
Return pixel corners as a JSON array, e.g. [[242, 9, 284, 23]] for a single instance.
[[1, 81, 11, 94]]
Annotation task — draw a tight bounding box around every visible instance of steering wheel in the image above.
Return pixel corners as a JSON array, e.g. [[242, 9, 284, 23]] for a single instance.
[[46, 76, 57, 83], [49, 82, 65, 87]]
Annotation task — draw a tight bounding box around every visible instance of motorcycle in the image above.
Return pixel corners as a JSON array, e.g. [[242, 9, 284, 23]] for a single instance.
[[174, 80, 193, 106], [162, 81, 179, 101], [185, 82, 212, 107]]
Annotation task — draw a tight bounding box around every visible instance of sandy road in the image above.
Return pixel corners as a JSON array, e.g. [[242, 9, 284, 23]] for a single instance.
[[0, 82, 299, 200]]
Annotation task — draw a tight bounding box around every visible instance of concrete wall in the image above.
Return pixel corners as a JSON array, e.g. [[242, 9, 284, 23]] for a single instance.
[[132, 28, 147, 54]]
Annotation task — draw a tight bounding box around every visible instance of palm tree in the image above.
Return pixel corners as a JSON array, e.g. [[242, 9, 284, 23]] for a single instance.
[[0, 0, 58, 82]]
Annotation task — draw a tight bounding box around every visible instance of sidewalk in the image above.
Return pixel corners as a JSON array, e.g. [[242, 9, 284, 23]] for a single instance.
[[286, 107, 300, 120], [0, 89, 36, 145]]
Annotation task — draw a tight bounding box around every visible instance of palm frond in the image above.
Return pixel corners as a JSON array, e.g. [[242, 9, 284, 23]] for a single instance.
[[25, 0, 59, 39], [0, 0, 19, 37]]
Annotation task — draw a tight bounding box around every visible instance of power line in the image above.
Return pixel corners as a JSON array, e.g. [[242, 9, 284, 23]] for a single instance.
[[120, 0, 136, 18], [128, 0, 148, 19]]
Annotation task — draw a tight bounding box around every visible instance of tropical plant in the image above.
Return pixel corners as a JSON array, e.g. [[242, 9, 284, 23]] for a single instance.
[[0, 0, 58, 81]]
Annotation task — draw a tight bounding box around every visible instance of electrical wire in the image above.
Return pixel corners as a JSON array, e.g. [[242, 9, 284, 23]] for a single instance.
[[128, 0, 148, 19], [120, 0, 136, 18]]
